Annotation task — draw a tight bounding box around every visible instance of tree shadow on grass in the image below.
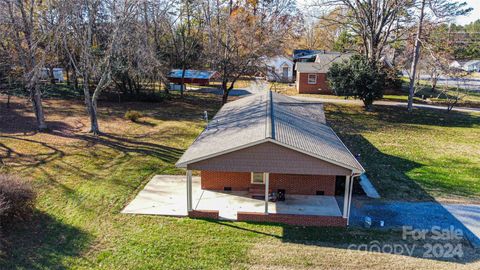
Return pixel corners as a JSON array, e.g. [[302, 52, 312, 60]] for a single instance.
[[0, 210, 92, 270], [0, 135, 66, 168], [54, 132, 184, 165], [343, 134, 435, 201]]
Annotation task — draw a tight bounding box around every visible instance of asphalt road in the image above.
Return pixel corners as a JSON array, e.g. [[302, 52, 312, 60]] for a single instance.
[[415, 75, 480, 91], [294, 96, 480, 114]]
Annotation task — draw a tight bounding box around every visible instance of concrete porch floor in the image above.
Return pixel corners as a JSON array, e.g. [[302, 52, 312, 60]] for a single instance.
[[122, 175, 342, 220]]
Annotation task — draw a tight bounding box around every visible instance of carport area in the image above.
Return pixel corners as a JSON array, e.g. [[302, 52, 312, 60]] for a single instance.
[[122, 175, 342, 220]]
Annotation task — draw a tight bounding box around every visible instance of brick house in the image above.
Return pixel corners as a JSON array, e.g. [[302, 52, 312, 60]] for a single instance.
[[176, 91, 364, 227], [295, 53, 351, 94]]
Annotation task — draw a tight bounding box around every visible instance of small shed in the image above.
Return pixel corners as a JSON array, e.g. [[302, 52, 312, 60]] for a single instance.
[[167, 69, 219, 86]]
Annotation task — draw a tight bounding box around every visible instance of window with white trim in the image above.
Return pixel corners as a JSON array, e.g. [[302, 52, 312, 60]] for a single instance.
[[251, 172, 265, 184], [307, 74, 317, 84]]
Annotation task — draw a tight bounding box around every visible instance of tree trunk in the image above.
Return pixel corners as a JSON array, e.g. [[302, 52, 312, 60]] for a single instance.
[[180, 64, 186, 98], [66, 66, 70, 85], [82, 72, 100, 135], [431, 76, 437, 91], [407, 0, 426, 112], [90, 97, 100, 135], [49, 67, 56, 85], [73, 71, 78, 90], [221, 91, 228, 104], [221, 81, 229, 104], [30, 83, 47, 131]]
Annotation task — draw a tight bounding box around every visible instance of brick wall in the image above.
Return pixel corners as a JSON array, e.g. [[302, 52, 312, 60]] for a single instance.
[[237, 212, 347, 227], [201, 171, 251, 191], [201, 171, 336, 195], [296, 72, 333, 94], [188, 210, 219, 219], [270, 174, 335, 195]]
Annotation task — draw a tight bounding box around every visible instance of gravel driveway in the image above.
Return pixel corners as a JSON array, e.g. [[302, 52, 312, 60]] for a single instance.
[[349, 198, 480, 248]]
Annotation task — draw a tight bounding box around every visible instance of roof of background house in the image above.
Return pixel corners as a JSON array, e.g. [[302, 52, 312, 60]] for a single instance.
[[168, 69, 218, 79], [296, 53, 352, 73], [293, 50, 323, 60], [262, 55, 294, 66], [176, 91, 364, 173]]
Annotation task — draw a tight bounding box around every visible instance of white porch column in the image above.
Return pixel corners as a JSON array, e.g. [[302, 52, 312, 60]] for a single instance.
[[264, 172, 269, 214], [186, 170, 193, 212], [342, 176, 351, 219]]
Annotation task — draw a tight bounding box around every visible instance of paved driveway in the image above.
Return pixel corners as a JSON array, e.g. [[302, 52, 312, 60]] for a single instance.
[[349, 198, 480, 248]]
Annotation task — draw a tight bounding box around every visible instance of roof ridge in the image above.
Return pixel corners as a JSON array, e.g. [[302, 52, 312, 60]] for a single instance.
[[265, 91, 274, 139], [270, 91, 275, 140]]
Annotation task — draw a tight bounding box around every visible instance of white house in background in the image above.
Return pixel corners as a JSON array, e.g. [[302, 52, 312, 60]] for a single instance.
[[449, 60, 480, 72], [264, 55, 294, 82]]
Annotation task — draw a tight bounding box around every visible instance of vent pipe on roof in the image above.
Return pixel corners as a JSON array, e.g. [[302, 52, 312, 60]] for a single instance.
[[203, 111, 209, 129]]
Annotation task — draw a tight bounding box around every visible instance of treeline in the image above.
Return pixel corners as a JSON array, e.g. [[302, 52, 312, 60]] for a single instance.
[[0, 0, 300, 133]]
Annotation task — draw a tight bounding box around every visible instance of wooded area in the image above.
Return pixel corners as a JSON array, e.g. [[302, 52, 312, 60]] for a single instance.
[[0, 0, 476, 133], [0, 0, 300, 134]]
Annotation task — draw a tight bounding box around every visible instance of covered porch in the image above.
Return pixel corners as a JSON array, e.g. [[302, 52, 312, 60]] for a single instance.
[[122, 175, 344, 221]]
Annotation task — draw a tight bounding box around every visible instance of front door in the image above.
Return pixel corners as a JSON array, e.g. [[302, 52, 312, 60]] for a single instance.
[[282, 66, 289, 79]]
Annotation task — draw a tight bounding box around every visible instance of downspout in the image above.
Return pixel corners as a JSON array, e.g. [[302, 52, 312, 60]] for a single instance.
[[346, 172, 363, 226]]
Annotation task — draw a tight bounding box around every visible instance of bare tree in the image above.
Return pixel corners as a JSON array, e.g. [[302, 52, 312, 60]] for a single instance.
[[406, 0, 471, 111], [0, 0, 55, 131], [206, 0, 300, 104], [311, 0, 410, 63], [59, 0, 140, 135], [167, 0, 205, 97]]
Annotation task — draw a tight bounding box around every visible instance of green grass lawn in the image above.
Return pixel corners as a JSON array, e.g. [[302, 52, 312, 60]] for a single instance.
[[1, 93, 480, 269], [325, 103, 480, 201]]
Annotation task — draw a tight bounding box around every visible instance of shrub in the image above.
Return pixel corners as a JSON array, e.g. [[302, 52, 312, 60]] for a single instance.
[[0, 174, 36, 226], [327, 54, 386, 110], [124, 110, 143, 122]]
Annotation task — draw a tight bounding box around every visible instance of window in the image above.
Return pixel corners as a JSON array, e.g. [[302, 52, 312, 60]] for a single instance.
[[307, 74, 317, 84], [251, 172, 265, 184]]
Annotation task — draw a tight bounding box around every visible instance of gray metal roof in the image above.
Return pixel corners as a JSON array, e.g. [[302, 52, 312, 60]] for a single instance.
[[296, 54, 352, 73], [176, 91, 364, 174], [168, 69, 217, 79]]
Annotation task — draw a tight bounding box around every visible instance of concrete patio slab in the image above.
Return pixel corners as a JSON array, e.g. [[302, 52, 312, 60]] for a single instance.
[[122, 175, 342, 220]]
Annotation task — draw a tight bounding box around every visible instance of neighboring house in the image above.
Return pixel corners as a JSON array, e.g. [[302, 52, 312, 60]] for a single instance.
[[264, 55, 294, 82], [167, 69, 218, 86], [449, 60, 480, 72], [295, 53, 351, 94], [176, 91, 365, 227]]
